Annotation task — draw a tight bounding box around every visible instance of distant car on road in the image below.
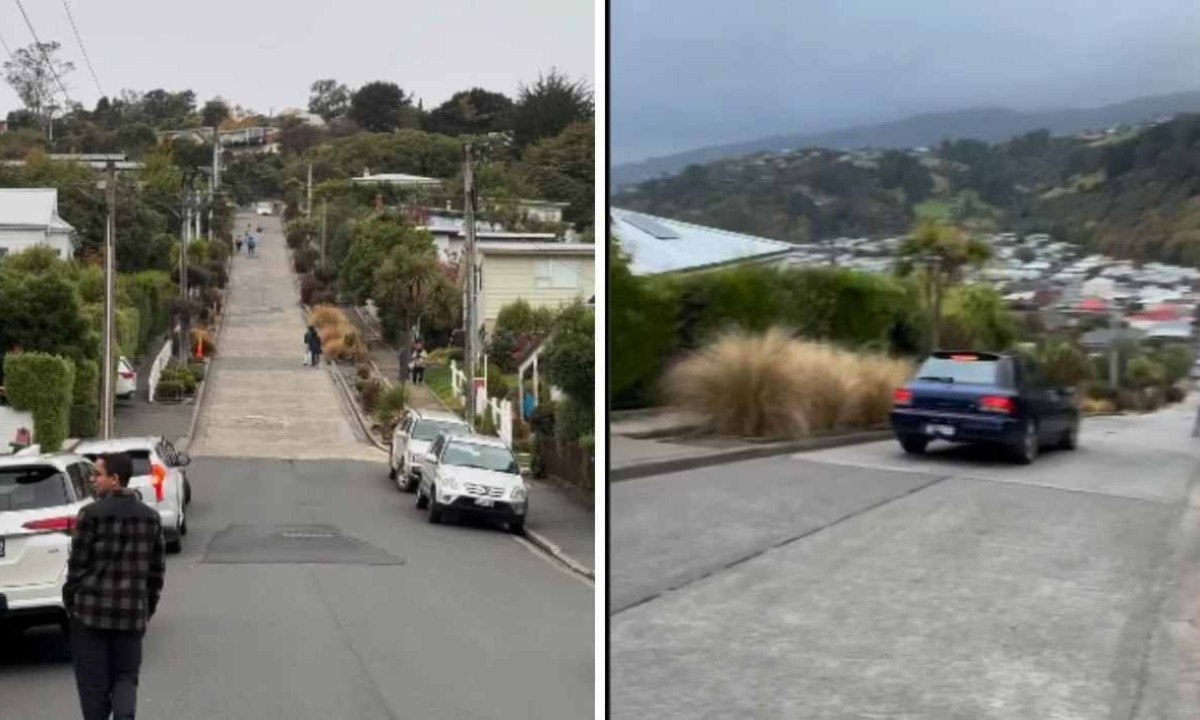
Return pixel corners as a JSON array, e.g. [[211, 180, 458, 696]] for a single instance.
[[890, 351, 1080, 464], [416, 433, 527, 533], [74, 436, 192, 552], [254, 201, 273, 216], [0, 453, 96, 635], [388, 408, 471, 492], [117, 356, 137, 400]]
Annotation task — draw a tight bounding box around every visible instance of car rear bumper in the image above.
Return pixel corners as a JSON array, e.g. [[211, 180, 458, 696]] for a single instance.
[[891, 408, 1024, 445], [0, 581, 66, 625]]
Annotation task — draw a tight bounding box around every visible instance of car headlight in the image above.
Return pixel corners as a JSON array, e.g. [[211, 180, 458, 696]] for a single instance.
[[439, 473, 459, 491], [511, 487, 527, 503]]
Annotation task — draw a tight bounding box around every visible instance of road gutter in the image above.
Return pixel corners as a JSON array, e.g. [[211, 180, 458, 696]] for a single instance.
[[611, 429, 893, 481]]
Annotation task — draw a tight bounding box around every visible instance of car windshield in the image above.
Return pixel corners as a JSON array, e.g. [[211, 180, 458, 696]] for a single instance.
[[0, 466, 69, 512], [441, 442, 518, 473], [915, 355, 1001, 385], [81, 450, 153, 477], [413, 419, 469, 442]]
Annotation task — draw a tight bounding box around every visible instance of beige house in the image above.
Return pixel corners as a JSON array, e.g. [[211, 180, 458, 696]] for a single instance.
[[468, 241, 595, 336]]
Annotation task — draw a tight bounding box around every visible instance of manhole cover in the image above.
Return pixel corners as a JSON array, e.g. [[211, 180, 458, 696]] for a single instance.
[[202, 523, 405, 566]]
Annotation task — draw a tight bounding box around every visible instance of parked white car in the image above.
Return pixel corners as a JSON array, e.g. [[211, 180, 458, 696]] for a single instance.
[[117, 356, 137, 400], [73, 436, 191, 552], [388, 408, 471, 492], [415, 433, 527, 533], [0, 453, 95, 633], [255, 201, 273, 216]]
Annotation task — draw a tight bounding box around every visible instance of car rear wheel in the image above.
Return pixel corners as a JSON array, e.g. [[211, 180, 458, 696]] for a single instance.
[[166, 533, 182, 554], [183, 478, 191, 506], [1014, 421, 1039, 464], [1059, 421, 1079, 450], [415, 486, 429, 509], [899, 436, 928, 455]]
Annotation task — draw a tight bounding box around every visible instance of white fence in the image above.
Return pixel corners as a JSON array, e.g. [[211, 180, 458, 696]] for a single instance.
[[448, 360, 513, 447], [147, 342, 173, 402]]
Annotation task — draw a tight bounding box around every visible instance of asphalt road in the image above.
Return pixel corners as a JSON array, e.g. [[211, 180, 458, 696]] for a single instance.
[[610, 401, 1200, 719], [0, 456, 593, 720]]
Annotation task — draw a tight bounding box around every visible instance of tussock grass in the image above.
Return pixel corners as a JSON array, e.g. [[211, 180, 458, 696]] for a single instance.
[[307, 305, 368, 362], [663, 328, 911, 438]]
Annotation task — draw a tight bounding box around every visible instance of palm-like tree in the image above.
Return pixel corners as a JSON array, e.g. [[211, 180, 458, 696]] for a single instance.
[[896, 219, 992, 351]]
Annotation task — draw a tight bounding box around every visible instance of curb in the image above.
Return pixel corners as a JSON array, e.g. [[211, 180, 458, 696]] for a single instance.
[[176, 262, 233, 453], [610, 429, 893, 481], [327, 361, 389, 453], [524, 529, 594, 580]]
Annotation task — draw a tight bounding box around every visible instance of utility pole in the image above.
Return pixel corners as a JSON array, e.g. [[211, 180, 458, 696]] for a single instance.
[[1108, 309, 1120, 386], [463, 144, 478, 424], [306, 162, 314, 216], [320, 200, 328, 269], [101, 162, 117, 439], [209, 126, 220, 236], [179, 184, 191, 364]]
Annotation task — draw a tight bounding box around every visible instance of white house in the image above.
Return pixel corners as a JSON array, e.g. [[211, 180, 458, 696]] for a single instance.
[[517, 199, 570, 225], [467, 241, 595, 336], [611, 208, 802, 275], [0, 188, 75, 259]]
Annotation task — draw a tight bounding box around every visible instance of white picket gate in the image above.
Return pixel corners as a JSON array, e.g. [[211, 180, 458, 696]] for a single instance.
[[147, 342, 173, 403]]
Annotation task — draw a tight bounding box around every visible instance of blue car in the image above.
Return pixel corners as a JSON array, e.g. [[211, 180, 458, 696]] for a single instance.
[[890, 351, 1081, 464]]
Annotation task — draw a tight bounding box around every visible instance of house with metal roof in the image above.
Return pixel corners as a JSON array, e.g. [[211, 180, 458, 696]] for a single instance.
[[611, 208, 801, 275], [0, 188, 75, 259]]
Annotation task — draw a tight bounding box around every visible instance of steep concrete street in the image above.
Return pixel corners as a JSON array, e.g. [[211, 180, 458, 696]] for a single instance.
[[0, 213, 593, 720], [611, 400, 1200, 719]]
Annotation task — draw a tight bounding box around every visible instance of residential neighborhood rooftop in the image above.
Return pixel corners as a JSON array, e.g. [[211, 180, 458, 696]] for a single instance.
[[611, 207, 796, 275]]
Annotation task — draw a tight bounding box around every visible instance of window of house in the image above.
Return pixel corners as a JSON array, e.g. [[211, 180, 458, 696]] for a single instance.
[[534, 259, 581, 289]]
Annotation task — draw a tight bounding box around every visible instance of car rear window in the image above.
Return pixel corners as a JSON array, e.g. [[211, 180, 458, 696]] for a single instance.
[[81, 450, 153, 477], [413, 419, 469, 442], [915, 354, 1005, 385], [0, 466, 70, 511]]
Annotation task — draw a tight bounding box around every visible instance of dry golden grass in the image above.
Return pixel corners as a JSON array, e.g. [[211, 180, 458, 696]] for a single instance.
[[303, 305, 370, 362], [663, 328, 912, 438], [1080, 397, 1117, 415]]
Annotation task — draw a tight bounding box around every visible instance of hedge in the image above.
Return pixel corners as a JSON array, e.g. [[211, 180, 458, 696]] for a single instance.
[[5, 352, 75, 452], [70, 359, 100, 438], [610, 248, 921, 408]]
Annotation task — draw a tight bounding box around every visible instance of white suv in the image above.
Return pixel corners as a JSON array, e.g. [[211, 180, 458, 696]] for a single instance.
[[0, 453, 96, 633], [415, 434, 527, 534], [74, 437, 191, 553], [388, 409, 471, 492]]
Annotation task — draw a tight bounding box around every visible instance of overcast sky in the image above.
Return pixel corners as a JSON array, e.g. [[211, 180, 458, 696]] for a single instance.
[[613, 0, 1200, 164], [1, 0, 592, 117]]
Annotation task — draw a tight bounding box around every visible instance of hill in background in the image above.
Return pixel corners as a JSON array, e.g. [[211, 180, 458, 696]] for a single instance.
[[614, 91, 1200, 189]]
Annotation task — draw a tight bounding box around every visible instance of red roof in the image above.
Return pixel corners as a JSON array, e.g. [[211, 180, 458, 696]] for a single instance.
[[1130, 304, 1185, 322], [1076, 297, 1109, 312]]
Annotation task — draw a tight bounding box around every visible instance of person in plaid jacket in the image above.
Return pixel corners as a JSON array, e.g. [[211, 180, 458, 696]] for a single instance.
[[63, 452, 166, 720]]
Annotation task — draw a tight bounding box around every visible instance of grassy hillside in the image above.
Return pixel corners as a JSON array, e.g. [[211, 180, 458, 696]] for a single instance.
[[614, 115, 1200, 267]]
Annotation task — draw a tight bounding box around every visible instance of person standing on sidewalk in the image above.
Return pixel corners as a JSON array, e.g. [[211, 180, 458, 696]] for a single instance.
[[305, 325, 323, 367], [64, 452, 166, 720], [411, 341, 427, 384]]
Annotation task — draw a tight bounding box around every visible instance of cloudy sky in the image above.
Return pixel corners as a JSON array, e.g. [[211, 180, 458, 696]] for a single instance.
[[1, 0, 592, 117], [613, 0, 1200, 164]]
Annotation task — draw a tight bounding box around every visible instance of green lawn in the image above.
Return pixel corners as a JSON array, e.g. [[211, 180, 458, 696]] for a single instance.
[[425, 365, 462, 411]]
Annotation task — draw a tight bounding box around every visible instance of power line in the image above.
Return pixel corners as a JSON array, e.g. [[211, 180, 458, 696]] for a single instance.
[[60, 0, 102, 98], [0, 28, 14, 60], [11, 0, 74, 107]]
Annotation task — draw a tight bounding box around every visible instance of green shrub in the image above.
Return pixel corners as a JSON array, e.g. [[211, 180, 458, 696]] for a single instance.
[[1166, 385, 1187, 403], [374, 384, 408, 435], [359, 377, 383, 414], [293, 247, 320, 274], [70, 403, 99, 438], [1155, 346, 1193, 385], [486, 363, 510, 399], [1039, 340, 1092, 387], [155, 378, 185, 401], [1083, 380, 1119, 402], [5, 352, 75, 452], [1126, 355, 1166, 389], [116, 307, 140, 360]]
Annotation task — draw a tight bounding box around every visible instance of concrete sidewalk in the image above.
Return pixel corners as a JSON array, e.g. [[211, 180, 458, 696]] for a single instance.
[[113, 336, 193, 444]]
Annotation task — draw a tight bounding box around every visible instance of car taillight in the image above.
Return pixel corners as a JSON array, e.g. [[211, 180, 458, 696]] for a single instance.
[[979, 396, 1015, 414], [151, 464, 166, 502], [893, 388, 913, 406], [23, 515, 77, 534], [119, 371, 135, 379]]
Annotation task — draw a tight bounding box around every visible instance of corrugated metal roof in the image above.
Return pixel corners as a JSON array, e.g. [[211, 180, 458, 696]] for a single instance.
[[477, 241, 594, 255], [611, 208, 795, 275], [0, 188, 73, 231]]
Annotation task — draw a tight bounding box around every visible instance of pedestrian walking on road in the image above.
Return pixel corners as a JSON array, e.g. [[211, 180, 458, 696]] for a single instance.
[[411, 341, 427, 384], [235, 235, 243, 254], [64, 452, 165, 720], [305, 325, 322, 367], [247, 233, 257, 258]]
